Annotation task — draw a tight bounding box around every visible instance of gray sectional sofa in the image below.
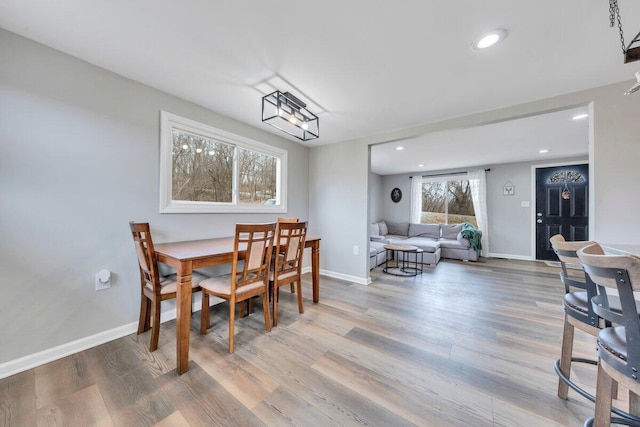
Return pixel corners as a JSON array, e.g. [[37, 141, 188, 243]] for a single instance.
[[369, 220, 480, 269]]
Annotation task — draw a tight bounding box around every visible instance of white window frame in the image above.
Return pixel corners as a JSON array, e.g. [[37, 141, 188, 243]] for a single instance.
[[160, 111, 287, 213], [417, 175, 475, 224]]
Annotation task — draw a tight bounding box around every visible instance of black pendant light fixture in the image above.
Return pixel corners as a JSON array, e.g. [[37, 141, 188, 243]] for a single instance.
[[262, 91, 319, 141], [609, 0, 640, 63]]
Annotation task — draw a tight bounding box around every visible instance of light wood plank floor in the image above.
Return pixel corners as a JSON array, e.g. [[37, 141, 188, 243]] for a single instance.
[[2, 258, 614, 426]]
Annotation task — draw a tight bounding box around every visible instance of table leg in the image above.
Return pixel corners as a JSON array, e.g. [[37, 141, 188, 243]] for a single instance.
[[176, 260, 193, 375], [311, 241, 320, 303]]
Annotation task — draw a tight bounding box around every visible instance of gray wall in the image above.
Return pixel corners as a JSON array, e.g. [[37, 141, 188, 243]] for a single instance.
[[487, 157, 587, 258], [0, 29, 309, 364], [376, 156, 588, 259], [309, 141, 369, 281], [313, 81, 640, 282], [368, 171, 383, 223]]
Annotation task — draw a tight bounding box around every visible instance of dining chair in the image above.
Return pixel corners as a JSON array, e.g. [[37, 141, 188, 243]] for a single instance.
[[577, 243, 640, 427], [271, 221, 307, 327], [549, 234, 601, 401], [199, 223, 276, 353], [129, 221, 207, 352], [246, 217, 300, 315], [277, 217, 299, 293]]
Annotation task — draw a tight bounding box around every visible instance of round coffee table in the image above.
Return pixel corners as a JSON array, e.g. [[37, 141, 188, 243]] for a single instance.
[[383, 244, 424, 276]]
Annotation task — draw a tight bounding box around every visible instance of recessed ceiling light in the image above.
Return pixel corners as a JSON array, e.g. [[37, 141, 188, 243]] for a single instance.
[[396, 146, 404, 151], [539, 149, 550, 154], [472, 29, 507, 51], [418, 164, 424, 167], [572, 113, 588, 120]]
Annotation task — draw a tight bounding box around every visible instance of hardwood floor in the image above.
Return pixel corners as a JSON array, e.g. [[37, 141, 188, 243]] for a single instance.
[[2, 258, 611, 426]]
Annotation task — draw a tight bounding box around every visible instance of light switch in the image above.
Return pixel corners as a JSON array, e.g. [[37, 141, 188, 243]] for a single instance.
[[521, 201, 530, 208]]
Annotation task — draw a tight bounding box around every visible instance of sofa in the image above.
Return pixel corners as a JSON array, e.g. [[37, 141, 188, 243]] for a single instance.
[[369, 220, 480, 269]]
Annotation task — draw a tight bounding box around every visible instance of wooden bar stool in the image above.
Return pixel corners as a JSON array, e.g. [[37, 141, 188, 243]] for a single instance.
[[578, 243, 640, 426]]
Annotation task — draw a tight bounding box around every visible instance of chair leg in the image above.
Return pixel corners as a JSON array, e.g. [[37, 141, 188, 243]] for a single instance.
[[290, 283, 295, 293], [228, 300, 236, 353], [273, 286, 279, 327], [149, 298, 161, 352], [138, 294, 151, 334], [557, 314, 575, 399], [200, 293, 210, 335], [263, 292, 272, 332], [296, 280, 304, 314], [593, 362, 614, 427]]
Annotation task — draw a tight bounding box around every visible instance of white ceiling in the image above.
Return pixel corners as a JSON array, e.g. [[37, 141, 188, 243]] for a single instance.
[[1, 1, 638, 174], [370, 106, 590, 175]]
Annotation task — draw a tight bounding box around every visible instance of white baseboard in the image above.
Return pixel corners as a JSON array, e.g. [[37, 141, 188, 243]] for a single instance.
[[488, 252, 535, 261], [0, 322, 138, 380], [0, 301, 201, 380], [303, 266, 370, 285], [319, 269, 370, 285]]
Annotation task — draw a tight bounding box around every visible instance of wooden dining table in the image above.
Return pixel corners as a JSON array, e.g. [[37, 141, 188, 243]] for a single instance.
[[154, 235, 321, 374]]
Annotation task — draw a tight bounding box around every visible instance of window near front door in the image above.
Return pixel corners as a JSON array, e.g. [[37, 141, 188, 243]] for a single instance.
[[160, 111, 287, 213], [420, 179, 477, 226]]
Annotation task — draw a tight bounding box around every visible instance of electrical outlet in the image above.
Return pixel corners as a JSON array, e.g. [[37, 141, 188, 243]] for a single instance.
[[353, 245, 359, 255], [95, 270, 111, 291]]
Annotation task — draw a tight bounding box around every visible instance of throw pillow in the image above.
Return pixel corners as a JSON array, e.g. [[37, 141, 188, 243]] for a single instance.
[[386, 220, 409, 236], [377, 221, 388, 236], [408, 223, 440, 239], [441, 223, 463, 239]]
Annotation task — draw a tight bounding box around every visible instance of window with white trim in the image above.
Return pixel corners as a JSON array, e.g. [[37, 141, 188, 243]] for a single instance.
[[417, 178, 477, 226], [160, 111, 287, 213]]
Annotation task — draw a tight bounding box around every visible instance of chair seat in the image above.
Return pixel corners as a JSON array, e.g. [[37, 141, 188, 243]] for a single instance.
[[145, 271, 207, 295], [565, 292, 632, 316], [269, 269, 297, 281], [200, 274, 264, 296], [564, 291, 589, 313], [599, 326, 627, 361]]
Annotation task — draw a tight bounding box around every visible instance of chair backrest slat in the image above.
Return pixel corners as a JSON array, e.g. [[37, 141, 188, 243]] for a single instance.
[[275, 221, 307, 275], [232, 223, 276, 291], [129, 222, 162, 294], [550, 234, 596, 292]]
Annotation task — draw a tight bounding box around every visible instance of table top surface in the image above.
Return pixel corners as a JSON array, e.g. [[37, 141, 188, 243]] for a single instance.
[[384, 244, 418, 251], [155, 235, 320, 260]]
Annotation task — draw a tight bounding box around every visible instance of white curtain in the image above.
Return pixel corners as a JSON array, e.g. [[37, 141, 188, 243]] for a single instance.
[[467, 169, 489, 257], [409, 176, 424, 223]]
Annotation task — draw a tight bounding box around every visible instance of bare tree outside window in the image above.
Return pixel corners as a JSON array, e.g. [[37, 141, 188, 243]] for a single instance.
[[171, 130, 278, 204], [160, 111, 286, 213], [421, 180, 477, 226], [172, 130, 233, 202], [238, 148, 277, 204]]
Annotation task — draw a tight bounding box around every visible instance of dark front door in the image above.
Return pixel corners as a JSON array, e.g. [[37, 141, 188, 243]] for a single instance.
[[535, 164, 589, 260]]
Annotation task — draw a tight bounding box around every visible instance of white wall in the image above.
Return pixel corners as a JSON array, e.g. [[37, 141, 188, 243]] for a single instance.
[[0, 29, 309, 365]]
